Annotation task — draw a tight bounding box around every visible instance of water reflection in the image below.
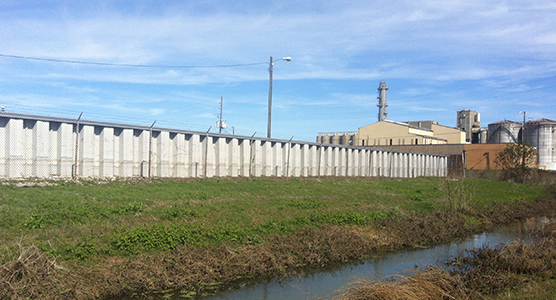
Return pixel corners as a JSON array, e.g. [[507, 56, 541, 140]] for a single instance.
[[189, 219, 545, 300]]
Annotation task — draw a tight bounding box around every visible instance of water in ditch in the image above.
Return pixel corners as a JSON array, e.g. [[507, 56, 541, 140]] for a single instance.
[[187, 217, 549, 300]]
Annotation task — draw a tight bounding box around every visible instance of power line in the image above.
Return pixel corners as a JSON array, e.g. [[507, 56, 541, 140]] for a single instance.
[[0, 53, 267, 68]]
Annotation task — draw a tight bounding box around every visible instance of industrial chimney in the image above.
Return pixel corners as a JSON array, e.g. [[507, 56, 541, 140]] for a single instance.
[[377, 81, 388, 122]]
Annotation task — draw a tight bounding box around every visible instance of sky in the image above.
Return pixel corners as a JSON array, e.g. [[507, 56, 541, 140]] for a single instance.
[[1, 0, 555, 142]]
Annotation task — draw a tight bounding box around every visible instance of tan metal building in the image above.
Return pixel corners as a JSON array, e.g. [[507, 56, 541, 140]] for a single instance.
[[318, 120, 465, 147]]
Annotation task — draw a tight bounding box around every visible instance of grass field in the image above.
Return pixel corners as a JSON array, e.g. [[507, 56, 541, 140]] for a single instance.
[[0, 176, 546, 262], [0, 175, 554, 299]]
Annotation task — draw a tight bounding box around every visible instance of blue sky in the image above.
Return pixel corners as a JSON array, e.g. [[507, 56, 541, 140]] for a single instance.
[[1, 0, 555, 141]]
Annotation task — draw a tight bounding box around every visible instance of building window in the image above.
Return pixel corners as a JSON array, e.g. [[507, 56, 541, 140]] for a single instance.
[[415, 138, 418, 145], [389, 139, 393, 145]]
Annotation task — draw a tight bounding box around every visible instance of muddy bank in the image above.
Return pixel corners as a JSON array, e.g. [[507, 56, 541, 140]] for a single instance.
[[3, 199, 556, 299]]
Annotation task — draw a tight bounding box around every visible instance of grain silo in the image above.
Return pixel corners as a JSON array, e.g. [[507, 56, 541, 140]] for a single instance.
[[525, 118, 556, 170], [487, 120, 522, 143]]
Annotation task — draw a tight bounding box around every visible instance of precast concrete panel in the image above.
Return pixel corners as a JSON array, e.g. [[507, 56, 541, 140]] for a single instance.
[[308, 145, 317, 176], [157, 131, 172, 177], [189, 134, 203, 178], [270, 142, 280, 177], [57, 123, 74, 177], [99, 127, 115, 177], [47, 122, 60, 177], [331, 147, 339, 176], [228, 138, 239, 177], [21, 120, 35, 177], [280, 142, 288, 177], [237, 139, 249, 177], [403, 153, 409, 178], [251, 140, 263, 177], [91, 126, 102, 177], [353, 149, 361, 177], [118, 129, 134, 177], [290, 143, 301, 177], [78, 125, 95, 177], [203, 136, 216, 178], [6, 119, 24, 177], [316, 146, 324, 176], [214, 137, 227, 177], [32, 121, 50, 177], [135, 130, 149, 177], [0, 118, 7, 177], [318, 146, 326, 176], [261, 141, 271, 176]]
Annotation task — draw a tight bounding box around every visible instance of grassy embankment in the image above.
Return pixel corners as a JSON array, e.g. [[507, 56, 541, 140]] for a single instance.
[[0, 176, 555, 299]]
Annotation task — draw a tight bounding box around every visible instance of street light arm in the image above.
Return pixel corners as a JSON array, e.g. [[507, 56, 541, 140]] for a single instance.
[[271, 57, 292, 64]]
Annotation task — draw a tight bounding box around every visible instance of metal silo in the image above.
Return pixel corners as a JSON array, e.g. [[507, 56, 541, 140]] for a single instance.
[[525, 118, 556, 170], [487, 120, 521, 143]]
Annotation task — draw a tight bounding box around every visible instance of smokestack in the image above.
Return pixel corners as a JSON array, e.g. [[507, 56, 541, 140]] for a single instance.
[[377, 81, 388, 122]]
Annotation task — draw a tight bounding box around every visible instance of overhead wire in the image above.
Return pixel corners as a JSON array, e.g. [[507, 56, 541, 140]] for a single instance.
[[0, 53, 268, 68]]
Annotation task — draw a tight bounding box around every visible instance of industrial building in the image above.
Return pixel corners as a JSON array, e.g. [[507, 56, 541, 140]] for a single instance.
[[317, 81, 465, 147], [457, 109, 487, 143], [486, 118, 556, 171], [315, 80, 556, 171]]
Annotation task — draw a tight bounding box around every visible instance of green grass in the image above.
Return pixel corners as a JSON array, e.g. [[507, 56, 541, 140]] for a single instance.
[[0, 176, 549, 261]]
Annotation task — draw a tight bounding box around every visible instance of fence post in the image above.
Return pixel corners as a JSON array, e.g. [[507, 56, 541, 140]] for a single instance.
[[204, 127, 211, 178], [148, 121, 156, 179], [73, 112, 83, 180], [248, 132, 256, 177]]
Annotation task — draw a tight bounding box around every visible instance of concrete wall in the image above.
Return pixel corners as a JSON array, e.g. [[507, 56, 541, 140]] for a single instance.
[[0, 112, 448, 179]]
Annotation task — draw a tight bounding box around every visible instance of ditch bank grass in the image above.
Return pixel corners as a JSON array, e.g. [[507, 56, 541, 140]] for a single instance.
[[333, 221, 556, 300], [1, 177, 556, 299]]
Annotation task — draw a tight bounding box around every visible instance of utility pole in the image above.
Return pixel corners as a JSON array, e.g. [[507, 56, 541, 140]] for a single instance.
[[219, 96, 224, 134], [216, 96, 226, 134], [268, 56, 274, 138], [519, 111, 526, 168]]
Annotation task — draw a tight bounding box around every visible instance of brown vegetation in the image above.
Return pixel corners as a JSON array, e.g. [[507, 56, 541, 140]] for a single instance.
[[334, 219, 556, 300], [2, 199, 556, 299]]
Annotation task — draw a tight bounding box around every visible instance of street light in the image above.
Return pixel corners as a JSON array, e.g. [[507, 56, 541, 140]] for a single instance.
[[268, 56, 292, 138], [519, 111, 526, 142]]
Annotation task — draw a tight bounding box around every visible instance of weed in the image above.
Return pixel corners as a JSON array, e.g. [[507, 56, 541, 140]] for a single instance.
[[23, 213, 44, 229], [438, 178, 475, 212]]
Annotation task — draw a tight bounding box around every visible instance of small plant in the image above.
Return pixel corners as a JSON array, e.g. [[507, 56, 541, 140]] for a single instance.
[[285, 198, 322, 210], [23, 214, 44, 229], [411, 189, 424, 202], [438, 178, 475, 212]]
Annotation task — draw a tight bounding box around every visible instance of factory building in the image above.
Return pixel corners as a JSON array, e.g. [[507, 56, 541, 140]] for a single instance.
[[317, 81, 465, 147], [457, 109, 487, 143], [487, 118, 556, 171], [318, 120, 465, 146]]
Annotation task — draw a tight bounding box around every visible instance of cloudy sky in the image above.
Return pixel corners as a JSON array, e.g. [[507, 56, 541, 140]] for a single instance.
[[1, 0, 555, 141]]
